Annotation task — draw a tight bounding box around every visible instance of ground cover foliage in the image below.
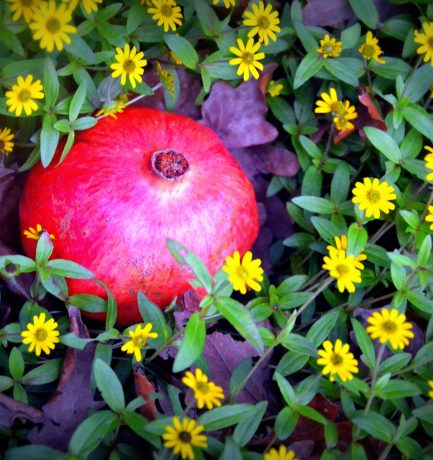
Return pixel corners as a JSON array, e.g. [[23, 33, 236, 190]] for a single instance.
[[0, 0, 433, 458]]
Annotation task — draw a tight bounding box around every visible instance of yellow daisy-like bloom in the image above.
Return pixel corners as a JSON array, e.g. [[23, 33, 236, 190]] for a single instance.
[[326, 235, 367, 270], [222, 250, 264, 294], [424, 146, 433, 181], [358, 31, 385, 64], [21, 313, 60, 357], [333, 100, 358, 131], [162, 417, 208, 460], [212, 0, 235, 8], [352, 178, 397, 219], [322, 250, 362, 294], [317, 339, 359, 382], [156, 62, 175, 97], [0, 127, 15, 155], [110, 44, 148, 89], [5, 74, 44, 117], [314, 88, 344, 115], [425, 205, 433, 231], [148, 0, 183, 33], [23, 224, 55, 240], [263, 445, 299, 460], [267, 80, 283, 97], [428, 380, 433, 398], [29, 0, 77, 52], [62, 0, 103, 15], [95, 94, 128, 119], [182, 368, 224, 410], [229, 38, 265, 81], [317, 34, 342, 58], [140, 0, 153, 6], [7, 0, 44, 23], [243, 1, 281, 47], [414, 22, 433, 66], [121, 323, 158, 362], [366, 308, 414, 350]]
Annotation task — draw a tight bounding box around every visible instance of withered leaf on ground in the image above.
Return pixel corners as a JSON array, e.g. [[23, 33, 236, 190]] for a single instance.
[[0, 393, 44, 427], [28, 307, 102, 451], [133, 367, 159, 421]]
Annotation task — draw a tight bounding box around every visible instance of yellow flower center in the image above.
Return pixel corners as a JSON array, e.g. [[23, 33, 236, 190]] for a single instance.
[[363, 44, 375, 58], [242, 52, 255, 65], [331, 101, 344, 115], [35, 328, 48, 341], [46, 17, 62, 34], [325, 45, 334, 53], [382, 320, 397, 333], [331, 353, 343, 365], [161, 4, 173, 17], [123, 59, 136, 73], [133, 336, 147, 348], [18, 89, 31, 102], [178, 431, 192, 443], [367, 189, 381, 203], [196, 381, 210, 394], [257, 15, 270, 29], [335, 264, 349, 276]]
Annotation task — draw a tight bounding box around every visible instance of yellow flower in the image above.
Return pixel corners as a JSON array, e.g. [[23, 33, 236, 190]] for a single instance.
[[317, 339, 359, 382], [424, 146, 433, 181], [222, 250, 264, 294], [7, 0, 44, 22], [121, 323, 158, 361], [322, 250, 362, 294], [229, 37, 265, 81], [110, 44, 148, 88], [162, 417, 208, 460], [95, 94, 128, 119], [212, 0, 235, 8], [140, 0, 153, 6], [314, 88, 344, 115], [28, 0, 77, 52], [182, 369, 224, 410], [243, 1, 281, 47], [358, 31, 385, 64], [326, 235, 367, 270], [267, 80, 283, 97], [23, 224, 55, 241], [62, 0, 103, 15], [0, 127, 15, 155], [366, 308, 414, 350], [425, 205, 433, 231], [21, 313, 60, 356], [169, 50, 183, 66], [414, 22, 433, 66], [428, 380, 433, 398], [156, 62, 175, 97], [352, 178, 397, 219], [317, 34, 342, 58], [6, 74, 44, 117], [148, 0, 183, 33], [333, 100, 358, 131], [263, 445, 299, 460]]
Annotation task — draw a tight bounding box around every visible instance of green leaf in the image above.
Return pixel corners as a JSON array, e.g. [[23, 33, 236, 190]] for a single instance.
[[123, 411, 161, 448], [369, 58, 411, 80], [61, 332, 92, 350], [310, 216, 343, 244], [57, 130, 75, 165], [296, 405, 328, 424], [275, 373, 297, 407], [69, 82, 88, 122], [164, 34, 199, 70], [35, 233, 54, 265], [277, 275, 308, 296], [275, 406, 298, 440], [137, 292, 171, 345], [341, 23, 361, 49], [412, 403, 433, 423], [306, 311, 340, 347], [353, 411, 396, 442], [46, 259, 93, 279], [214, 297, 264, 353], [406, 290, 433, 314], [293, 51, 324, 89], [21, 358, 61, 385], [44, 58, 59, 107], [346, 223, 368, 258], [69, 410, 119, 456], [0, 376, 14, 392], [172, 313, 206, 373], [40, 114, 60, 167], [323, 58, 362, 87], [0, 26, 25, 56], [330, 162, 350, 204], [348, 0, 379, 28], [192, 0, 220, 37], [94, 358, 125, 412], [73, 116, 98, 131], [275, 351, 309, 376], [5, 446, 65, 460], [65, 34, 96, 64], [351, 319, 375, 369], [279, 333, 317, 357], [197, 404, 256, 431], [233, 401, 267, 447], [292, 196, 335, 214], [403, 64, 433, 103], [413, 341, 433, 369], [379, 353, 411, 375], [417, 234, 431, 267], [68, 294, 107, 313], [9, 347, 24, 380], [375, 380, 421, 399], [402, 103, 433, 142], [364, 126, 402, 163]]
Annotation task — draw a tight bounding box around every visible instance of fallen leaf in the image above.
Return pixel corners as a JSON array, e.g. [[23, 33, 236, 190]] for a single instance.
[[0, 393, 44, 427], [303, 0, 356, 27], [133, 367, 158, 420]]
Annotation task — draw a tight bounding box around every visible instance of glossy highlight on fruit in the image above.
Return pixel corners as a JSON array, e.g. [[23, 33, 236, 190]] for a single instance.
[[20, 108, 259, 325]]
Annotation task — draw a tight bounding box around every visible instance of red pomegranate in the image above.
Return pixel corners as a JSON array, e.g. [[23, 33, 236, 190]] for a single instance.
[[19, 108, 259, 325]]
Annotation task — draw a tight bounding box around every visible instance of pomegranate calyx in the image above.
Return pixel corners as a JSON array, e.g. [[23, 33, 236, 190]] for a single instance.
[[151, 149, 189, 180]]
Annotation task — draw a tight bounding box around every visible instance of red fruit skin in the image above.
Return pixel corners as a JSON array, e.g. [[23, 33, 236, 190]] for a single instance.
[[20, 108, 259, 325]]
